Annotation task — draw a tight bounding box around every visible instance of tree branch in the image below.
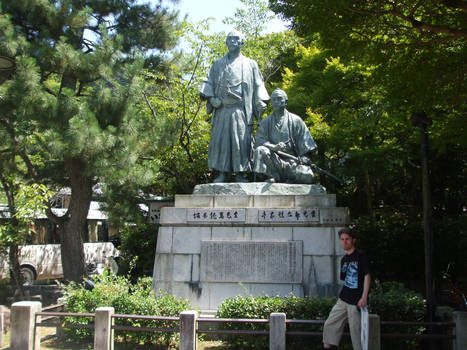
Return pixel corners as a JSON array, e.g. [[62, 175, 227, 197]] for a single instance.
[[347, 5, 467, 38], [142, 90, 157, 119], [0, 117, 64, 224]]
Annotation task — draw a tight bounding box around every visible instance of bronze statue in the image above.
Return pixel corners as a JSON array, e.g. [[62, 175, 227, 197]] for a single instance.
[[200, 30, 269, 183], [254, 89, 318, 184]]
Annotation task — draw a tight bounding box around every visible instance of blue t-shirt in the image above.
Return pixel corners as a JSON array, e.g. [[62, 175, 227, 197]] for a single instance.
[[339, 249, 370, 305]]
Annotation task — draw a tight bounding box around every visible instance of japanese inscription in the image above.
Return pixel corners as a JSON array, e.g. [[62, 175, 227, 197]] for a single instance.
[[187, 208, 246, 223], [200, 241, 302, 283], [258, 208, 320, 222]]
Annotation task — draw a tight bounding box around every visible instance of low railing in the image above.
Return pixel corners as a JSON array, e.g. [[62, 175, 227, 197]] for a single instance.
[[8, 301, 467, 350]]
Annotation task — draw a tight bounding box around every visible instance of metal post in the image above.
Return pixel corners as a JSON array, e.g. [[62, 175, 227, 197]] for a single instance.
[[269, 312, 286, 350], [411, 112, 434, 323], [180, 311, 197, 350], [94, 307, 114, 350]]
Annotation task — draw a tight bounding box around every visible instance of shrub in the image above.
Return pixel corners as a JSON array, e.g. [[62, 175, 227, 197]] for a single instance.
[[216, 282, 425, 350], [369, 281, 425, 350], [118, 223, 159, 278], [62, 271, 191, 348], [216, 295, 337, 349]]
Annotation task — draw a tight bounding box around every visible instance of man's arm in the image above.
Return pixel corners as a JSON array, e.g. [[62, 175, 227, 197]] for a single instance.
[[358, 273, 371, 308]]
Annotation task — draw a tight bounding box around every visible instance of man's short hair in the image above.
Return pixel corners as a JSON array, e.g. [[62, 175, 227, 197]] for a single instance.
[[338, 228, 356, 239]]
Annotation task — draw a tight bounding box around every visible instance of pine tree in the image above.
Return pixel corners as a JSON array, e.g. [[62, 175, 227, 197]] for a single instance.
[[0, 0, 180, 282]]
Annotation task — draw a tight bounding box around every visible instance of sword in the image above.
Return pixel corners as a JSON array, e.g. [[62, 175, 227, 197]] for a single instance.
[[275, 150, 344, 184]]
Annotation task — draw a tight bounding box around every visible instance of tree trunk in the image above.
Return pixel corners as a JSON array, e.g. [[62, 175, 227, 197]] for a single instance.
[[59, 157, 93, 282], [0, 175, 25, 295], [9, 242, 24, 296]]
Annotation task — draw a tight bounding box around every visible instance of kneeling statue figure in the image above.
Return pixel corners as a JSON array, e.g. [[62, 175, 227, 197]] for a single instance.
[[254, 89, 317, 184]]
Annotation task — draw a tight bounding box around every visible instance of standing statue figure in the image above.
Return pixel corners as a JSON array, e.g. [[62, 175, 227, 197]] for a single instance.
[[200, 30, 269, 183], [254, 88, 317, 184]]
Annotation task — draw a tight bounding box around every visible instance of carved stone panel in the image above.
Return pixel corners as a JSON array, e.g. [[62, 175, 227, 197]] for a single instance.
[[200, 241, 302, 283]]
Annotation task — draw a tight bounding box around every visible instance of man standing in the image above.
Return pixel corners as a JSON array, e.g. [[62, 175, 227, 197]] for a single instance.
[[200, 30, 269, 183], [254, 88, 317, 183], [323, 228, 371, 350]]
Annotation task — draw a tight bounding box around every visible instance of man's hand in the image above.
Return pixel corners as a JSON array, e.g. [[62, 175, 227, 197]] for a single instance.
[[256, 100, 267, 115], [357, 296, 368, 308], [209, 97, 222, 108]]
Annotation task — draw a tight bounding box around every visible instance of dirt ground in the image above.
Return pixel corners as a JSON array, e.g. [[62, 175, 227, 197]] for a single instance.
[[1, 327, 225, 349]]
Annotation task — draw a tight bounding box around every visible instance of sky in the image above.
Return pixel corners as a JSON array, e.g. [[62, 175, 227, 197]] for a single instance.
[[169, 0, 289, 34]]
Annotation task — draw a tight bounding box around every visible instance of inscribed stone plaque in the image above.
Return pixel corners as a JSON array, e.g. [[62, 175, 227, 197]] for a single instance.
[[187, 209, 245, 223], [200, 241, 302, 283], [258, 209, 320, 223]]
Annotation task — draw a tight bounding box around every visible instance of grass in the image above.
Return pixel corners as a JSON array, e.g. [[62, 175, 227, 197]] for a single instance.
[[1, 327, 225, 349]]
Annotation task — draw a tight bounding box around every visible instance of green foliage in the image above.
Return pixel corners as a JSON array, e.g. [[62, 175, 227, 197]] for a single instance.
[[216, 284, 425, 349], [62, 273, 191, 348], [369, 281, 425, 350], [0, 183, 53, 250], [270, 0, 467, 147], [217, 295, 336, 349], [353, 211, 425, 292], [222, 0, 275, 38], [118, 223, 159, 277], [0, 0, 181, 281], [355, 210, 467, 299], [370, 281, 425, 321]]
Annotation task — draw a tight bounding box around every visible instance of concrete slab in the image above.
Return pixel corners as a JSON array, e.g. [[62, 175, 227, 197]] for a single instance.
[[175, 195, 214, 208], [293, 227, 333, 255], [172, 227, 212, 254], [156, 226, 173, 253], [295, 194, 336, 208], [193, 182, 326, 195], [251, 226, 293, 241], [253, 195, 295, 208], [160, 207, 187, 225], [214, 195, 253, 208], [211, 227, 251, 240]]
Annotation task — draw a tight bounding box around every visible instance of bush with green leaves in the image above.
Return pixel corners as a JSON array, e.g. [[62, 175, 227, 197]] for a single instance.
[[369, 281, 425, 350], [216, 281, 425, 349], [62, 272, 191, 348], [118, 223, 159, 278], [216, 295, 337, 349]]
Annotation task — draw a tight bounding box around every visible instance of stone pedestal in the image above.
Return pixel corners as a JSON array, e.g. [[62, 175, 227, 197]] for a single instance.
[[152, 183, 349, 310]]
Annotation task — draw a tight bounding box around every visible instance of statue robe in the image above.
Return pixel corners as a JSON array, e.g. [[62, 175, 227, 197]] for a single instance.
[[254, 110, 317, 183], [200, 54, 269, 173]]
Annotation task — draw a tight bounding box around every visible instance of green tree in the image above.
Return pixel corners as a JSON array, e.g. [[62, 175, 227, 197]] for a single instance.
[[270, 1, 466, 296], [280, 44, 414, 216], [0, 178, 52, 293], [223, 0, 275, 38], [269, 0, 467, 144], [0, 0, 180, 282]]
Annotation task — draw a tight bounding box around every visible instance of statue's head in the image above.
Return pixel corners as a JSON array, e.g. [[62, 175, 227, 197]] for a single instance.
[[226, 30, 245, 52], [271, 88, 288, 110], [271, 88, 288, 102]]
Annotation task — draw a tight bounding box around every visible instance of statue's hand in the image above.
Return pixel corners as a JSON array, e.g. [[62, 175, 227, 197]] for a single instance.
[[271, 142, 287, 151], [209, 97, 222, 108], [256, 100, 267, 115], [299, 156, 311, 165]]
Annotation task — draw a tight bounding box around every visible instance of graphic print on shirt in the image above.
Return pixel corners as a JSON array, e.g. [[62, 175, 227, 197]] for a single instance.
[[342, 261, 358, 289]]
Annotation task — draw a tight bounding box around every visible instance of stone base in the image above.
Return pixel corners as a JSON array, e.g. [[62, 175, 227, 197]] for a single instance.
[[152, 184, 348, 310], [193, 182, 326, 195]]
